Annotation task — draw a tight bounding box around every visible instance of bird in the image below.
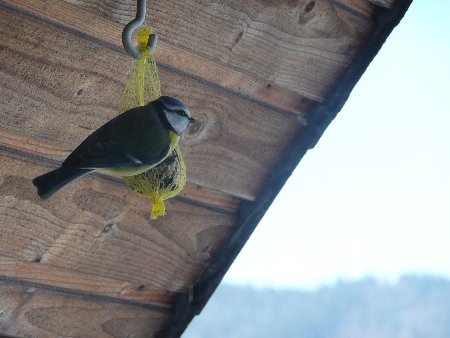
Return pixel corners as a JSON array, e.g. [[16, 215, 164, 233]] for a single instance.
[[32, 96, 195, 199]]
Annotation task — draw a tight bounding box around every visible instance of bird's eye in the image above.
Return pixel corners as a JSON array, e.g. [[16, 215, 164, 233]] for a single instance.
[[177, 109, 188, 117]]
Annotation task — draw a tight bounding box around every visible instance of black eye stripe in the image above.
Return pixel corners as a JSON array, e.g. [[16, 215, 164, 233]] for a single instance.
[[177, 109, 190, 118]]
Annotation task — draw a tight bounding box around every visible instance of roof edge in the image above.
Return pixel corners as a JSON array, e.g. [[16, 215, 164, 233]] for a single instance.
[[158, 0, 413, 336]]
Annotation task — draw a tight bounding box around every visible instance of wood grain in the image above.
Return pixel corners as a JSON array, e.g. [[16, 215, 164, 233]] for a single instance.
[[0, 152, 235, 293], [3, 0, 374, 102], [0, 0, 394, 336], [0, 284, 168, 337], [368, 0, 394, 8], [0, 256, 177, 307], [333, 0, 376, 17], [115, 0, 375, 99], [0, 127, 241, 213], [1, 0, 313, 116], [0, 9, 305, 200], [71, 0, 374, 100]]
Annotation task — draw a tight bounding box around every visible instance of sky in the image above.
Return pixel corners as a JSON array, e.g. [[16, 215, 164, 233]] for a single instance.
[[223, 0, 450, 290]]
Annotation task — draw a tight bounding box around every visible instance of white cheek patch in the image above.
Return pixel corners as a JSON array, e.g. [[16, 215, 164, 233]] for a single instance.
[[165, 111, 189, 135]]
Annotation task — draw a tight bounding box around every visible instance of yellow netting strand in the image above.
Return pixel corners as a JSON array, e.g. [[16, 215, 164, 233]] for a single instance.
[[117, 28, 187, 219], [117, 28, 161, 114]]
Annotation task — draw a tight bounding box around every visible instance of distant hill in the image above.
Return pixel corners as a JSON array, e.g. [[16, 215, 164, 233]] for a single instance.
[[183, 275, 450, 338]]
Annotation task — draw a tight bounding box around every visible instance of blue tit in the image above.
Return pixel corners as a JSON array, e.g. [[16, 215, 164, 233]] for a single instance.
[[32, 96, 195, 199]]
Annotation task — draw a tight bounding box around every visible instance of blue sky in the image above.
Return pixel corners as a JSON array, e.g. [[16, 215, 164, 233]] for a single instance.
[[224, 0, 450, 289]]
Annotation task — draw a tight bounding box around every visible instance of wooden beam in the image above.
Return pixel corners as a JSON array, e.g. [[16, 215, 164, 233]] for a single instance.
[[332, 0, 376, 17], [0, 127, 241, 214], [0, 152, 236, 294], [158, 0, 413, 336], [67, 0, 375, 100], [1, 0, 375, 103], [0, 284, 168, 337], [0, 257, 176, 307], [368, 0, 394, 9], [0, 0, 313, 115], [0, 9, 305, 201]]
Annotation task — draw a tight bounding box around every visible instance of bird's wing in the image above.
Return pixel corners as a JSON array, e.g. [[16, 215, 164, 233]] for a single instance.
[[63, 105, 171, 169]]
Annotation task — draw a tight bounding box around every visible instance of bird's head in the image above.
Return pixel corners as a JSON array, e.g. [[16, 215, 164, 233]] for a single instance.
[[158, 96, 196, 135]]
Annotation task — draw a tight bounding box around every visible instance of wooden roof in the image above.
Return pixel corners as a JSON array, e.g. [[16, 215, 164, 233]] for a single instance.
[[0, 0, 411, 336]]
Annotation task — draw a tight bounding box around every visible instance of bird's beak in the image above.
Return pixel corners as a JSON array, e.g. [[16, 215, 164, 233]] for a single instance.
[[189, 117, 196, 124]]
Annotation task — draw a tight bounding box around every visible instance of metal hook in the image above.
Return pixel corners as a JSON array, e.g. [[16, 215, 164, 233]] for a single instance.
[[122, 0, 158, 58]]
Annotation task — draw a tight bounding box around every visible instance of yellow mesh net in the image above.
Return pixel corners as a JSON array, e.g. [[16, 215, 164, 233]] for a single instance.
[[123, 144, 186, 217], [117, 28, 187, 219], [117, 28, 161, 113]]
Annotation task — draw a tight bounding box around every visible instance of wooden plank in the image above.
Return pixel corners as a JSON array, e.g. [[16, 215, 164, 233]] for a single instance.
[[0, 152, 235, 293], [368, 0, 394, 8], [0, 284, 168, 337], [1, 0, 313, 116], [333, 0, 377, 18], [0, 284, 22, 335], [0, 256, 177, 307], [91, 0, 375, 100], [178, 183, 241, 214], [0, 9, 304, 200], [2, 0, 374, 102], [0, 128, 241, 213]]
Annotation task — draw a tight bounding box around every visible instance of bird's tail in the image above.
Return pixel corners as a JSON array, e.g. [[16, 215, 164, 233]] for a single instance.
[[32, 167, 92, 199]]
